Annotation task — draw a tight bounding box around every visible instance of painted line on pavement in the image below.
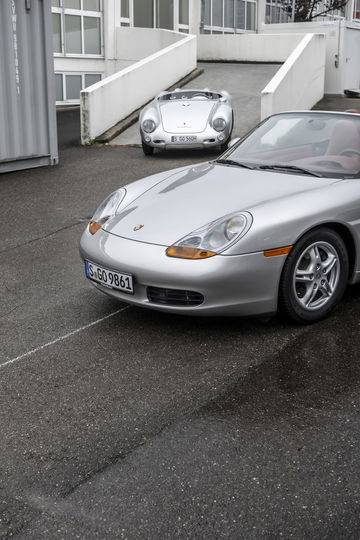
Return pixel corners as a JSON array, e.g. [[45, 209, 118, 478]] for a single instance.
[[0, 306, 130, 370]]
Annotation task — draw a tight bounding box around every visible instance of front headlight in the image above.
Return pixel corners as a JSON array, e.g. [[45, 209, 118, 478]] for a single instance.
[[166, 212, 252, 259], [142, 119, 156, 133], [213, 117, 227, 132], [88, 188, 126, 234]]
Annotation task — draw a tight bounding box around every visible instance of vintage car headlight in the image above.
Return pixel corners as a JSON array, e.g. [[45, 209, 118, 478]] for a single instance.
[[166, 212, 252, 259], [142, 119, 156, 133], [213, 117, 227, 132], [88, 189, 126, 234]]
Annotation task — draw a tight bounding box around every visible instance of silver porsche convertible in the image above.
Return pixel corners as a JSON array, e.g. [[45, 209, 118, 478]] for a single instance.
[[80, 111, 360, 323], [139, 88, 233, 155]]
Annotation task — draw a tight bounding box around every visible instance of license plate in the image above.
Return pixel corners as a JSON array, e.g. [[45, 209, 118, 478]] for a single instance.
[[171, 135, 197, 143], [84, 260, 134, 294]]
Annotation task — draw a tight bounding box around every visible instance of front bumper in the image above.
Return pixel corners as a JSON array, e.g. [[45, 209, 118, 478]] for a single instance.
[[79, 228, 287, 317], [141, 127, 231, 150]]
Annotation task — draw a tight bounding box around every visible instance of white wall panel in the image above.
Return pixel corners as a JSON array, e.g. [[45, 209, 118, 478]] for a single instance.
[[80, 29, 197, 143]]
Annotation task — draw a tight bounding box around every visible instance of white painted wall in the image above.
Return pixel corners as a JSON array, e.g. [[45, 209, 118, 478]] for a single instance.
[[261, 34, 326, 119], [115, 27, 186, 70], [81, 30, 197, 143], [260, 20, 360, 93], [196, 19, 359, 95], [54, 57, 107, 75], [53, 0, 118, 80], [54, 24, 186, 78], [198, 33, 304, 62], [343, 23, 360, 90]]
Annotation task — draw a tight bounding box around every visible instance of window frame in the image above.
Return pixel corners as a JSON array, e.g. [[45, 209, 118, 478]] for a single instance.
[[55, 72, 103, 104], [201, 0, 257, 34], [52, 0, 104, 58], [353, 0, 360, 20], [120, 0, 190, 32]]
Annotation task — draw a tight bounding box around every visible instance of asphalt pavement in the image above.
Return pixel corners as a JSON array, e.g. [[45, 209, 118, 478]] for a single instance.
[[1, 65, 360, 539]]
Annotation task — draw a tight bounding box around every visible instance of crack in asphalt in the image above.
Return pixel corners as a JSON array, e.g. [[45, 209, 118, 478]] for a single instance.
[[0, 219, 89, 255], [0, 301, 29, 322]]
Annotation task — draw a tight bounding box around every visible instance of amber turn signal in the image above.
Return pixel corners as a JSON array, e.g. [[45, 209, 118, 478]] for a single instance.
[[166, 246, 216, 259], [88, 221, 102, 235], [263, 245, 293, 257]]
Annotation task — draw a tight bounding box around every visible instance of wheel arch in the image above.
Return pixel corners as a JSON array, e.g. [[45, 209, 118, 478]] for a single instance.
[[277, 222, 354, 322], [289, 221, 357, 281]]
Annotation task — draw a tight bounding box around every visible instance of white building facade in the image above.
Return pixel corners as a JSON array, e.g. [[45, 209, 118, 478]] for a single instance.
[[52, 0, 360, 105], [51, 0, 268, 104]]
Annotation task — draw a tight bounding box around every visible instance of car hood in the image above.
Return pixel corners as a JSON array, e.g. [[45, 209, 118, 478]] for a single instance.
[[105, 163, 336, 247], [159, 101, 216, 133]]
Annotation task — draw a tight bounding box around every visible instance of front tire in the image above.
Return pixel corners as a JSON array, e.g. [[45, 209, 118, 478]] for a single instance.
[[220, 137, 231, 153], [142, 141, 154, 155], [279, 228, 348, 323]]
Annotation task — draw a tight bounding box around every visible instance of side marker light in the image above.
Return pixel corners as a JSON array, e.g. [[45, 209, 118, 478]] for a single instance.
[[264, 245, 293, 257], [89, 221, 102, 235]]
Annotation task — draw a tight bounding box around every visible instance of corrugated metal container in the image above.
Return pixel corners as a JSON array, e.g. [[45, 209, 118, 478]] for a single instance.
[[0, 0, 58, 173]]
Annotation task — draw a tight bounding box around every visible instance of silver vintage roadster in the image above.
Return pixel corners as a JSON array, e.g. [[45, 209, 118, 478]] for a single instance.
[[139, 88, 233, 155], [80, 111, 360, 323]]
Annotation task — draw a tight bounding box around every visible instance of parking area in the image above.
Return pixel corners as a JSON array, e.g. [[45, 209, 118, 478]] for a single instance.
[[2, 57, 360, 538], [1, 138, 360, 539]]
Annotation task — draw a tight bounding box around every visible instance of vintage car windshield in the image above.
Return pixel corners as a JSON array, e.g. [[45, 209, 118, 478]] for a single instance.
[[159, 91, 221, 101], [224, 112, 360, 178]]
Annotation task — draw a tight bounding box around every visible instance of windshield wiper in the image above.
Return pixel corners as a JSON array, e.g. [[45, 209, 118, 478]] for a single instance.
[[256, 164, 323, 178], [216, 159, 254, 170]]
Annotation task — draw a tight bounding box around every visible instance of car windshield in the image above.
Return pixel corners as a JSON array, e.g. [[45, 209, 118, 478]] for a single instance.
[[223, 112, 360, 178], [159, 91, 221, 101]]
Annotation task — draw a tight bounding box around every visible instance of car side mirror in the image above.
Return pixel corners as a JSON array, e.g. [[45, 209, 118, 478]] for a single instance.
[[227, 137, 240, 149]]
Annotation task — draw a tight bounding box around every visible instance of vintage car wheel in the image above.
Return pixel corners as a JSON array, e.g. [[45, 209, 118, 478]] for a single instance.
[[142, 141, 154, 155], [344, 88, 360, 98], [220, 137, 231, 152], [279, 228, 349, 323]]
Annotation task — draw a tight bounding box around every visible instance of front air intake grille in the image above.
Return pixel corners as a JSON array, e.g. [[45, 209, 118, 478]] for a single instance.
[[147, 286, 204, 307]]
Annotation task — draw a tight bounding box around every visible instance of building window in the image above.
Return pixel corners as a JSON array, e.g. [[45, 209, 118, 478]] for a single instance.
[[157, 0, 174, 29], [121, 0, 189, 32], [55, 73, 64, 101], [133, 0, 154, 28], [265, 0, 349, 23], [120, 0, 130, 25], [265, 0, 291, 23], [52, 13, 62, 52], [65, 15, 82, 53], [66, 74, 82, 99], [55, 72, 102, 103], [179, 0, 189, 25], [354, 0, 360, 19], [201, 0, 257, 32], [52, 0, 103, 56], [84, 16, 101, 53], [224, 0, 235, 27]]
